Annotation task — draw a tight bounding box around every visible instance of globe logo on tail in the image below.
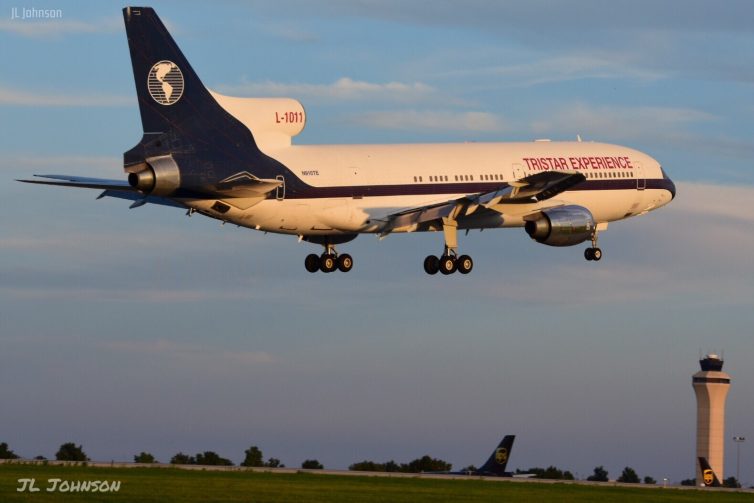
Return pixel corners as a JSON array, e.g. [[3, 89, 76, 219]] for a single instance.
[[147, 60, 184, 105]]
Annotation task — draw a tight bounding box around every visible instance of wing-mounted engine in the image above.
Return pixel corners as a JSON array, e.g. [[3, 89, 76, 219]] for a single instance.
[[127, 155, 181, 196], [524, 205, 595, 247]]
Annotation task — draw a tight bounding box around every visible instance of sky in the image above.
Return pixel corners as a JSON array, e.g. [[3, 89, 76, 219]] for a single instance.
[[1, 0, 753, 485]]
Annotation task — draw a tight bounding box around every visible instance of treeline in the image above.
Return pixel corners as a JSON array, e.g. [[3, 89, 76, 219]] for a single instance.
[[0, 442, 314, 470], [0, 441, 744, 487], [349, 455, 451, 473]]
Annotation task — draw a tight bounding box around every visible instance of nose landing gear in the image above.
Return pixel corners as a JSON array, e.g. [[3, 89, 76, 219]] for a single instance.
[[584, 232, 602, 261]]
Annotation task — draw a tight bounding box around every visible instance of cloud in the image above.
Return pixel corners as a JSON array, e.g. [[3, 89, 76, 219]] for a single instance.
[[475, 181, 754, 306], [100, 338, 275, 366], [526, 102, 754, 161], [530, 102, 716, 138], [443, 53, 665, 86], [0, 85, 131, 107], [263, 24, 319, 43], [348, 110, 506, 133], [2, 154, 121, 171], [216, 77, 438, 104], [0, 17, 120, 38]]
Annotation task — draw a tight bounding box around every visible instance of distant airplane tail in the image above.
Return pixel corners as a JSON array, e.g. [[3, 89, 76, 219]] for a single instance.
[[476, 435, 515, 476], [698, 457, 721, 487]]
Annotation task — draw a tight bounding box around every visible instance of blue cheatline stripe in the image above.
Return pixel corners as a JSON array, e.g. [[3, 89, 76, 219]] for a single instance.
[[277, 178, 672, 200]]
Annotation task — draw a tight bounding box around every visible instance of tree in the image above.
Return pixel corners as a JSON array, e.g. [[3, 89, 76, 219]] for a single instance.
[[617, 466, 640, 483], [134, 452, 157, 463], [301, 459, 323, 469], [55, 442, 88, 462], [517, 466, 574, 480], [170, 452, 196, 465], [644, 476, 656, 484], [400, 455, 452, 473], [680, 478, 696, 486], [349, 460, 386, 472], [723, 476, 740, 488], [384, 460, 400, 472], [195, 451, 233, 466], [241, 446, 264, 467], [586, 465, 609, 482], [265, 457, 283, 468], [0, 442, 19, 460]]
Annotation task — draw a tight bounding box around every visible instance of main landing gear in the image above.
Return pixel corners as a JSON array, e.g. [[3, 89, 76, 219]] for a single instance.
[[424, 251, 473, 275], [423, 216, 474, 275], [304, 242, 353, 273], [584, 232, 602, 261]]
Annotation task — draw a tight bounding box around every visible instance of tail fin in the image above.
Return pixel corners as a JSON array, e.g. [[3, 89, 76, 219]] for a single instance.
[[477, 435, 515, 476], [698, 457, 722, 487], [122, 7, 261, 155]]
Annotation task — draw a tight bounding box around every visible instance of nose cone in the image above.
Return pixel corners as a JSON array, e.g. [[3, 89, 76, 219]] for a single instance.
[[661, 167, 675, 200]]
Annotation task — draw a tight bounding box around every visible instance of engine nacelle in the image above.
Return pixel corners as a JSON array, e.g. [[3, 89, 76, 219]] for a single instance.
[[127, 155, 181, 196], [524, 206, 595, 247]]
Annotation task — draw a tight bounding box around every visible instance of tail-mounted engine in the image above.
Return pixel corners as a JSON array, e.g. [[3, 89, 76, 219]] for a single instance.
[[524, 206, 595, 247], [127, 155, 181, 196]]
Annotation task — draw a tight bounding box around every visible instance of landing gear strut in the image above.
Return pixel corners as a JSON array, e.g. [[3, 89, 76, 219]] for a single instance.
[[304, 242, 353, 273], [424, 217, 474, 275], [584, 232, 602, 261]]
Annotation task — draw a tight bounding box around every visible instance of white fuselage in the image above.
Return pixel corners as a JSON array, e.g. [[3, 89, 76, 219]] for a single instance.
[[183, 140, 672, 237]]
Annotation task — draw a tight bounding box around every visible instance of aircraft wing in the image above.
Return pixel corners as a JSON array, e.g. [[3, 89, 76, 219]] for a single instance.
[[381, 171, 585, 233]]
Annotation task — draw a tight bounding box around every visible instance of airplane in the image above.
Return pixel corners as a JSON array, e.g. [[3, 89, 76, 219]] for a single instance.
[[19, 7, 676, 275], [469, 435, 518, 477], [431, 435, 524, 477], [698, 457, 722, 487]]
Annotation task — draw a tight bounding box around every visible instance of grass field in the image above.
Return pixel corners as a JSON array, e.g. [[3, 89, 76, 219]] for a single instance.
[[1, 463, 749, 502]]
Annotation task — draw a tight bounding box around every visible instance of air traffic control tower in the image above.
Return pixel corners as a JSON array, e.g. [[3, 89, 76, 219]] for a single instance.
[[692, 354, 731, 484]]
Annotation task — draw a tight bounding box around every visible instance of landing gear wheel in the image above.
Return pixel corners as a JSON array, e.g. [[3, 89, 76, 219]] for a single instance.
[[439, 255, 457, 275], [584, 247, 603, 261], [337, 254, 353, 273], [320, 253, 337, 273], [456, 255, 473, 274], [424, 255, 440, 275], [305, 254, 320, 273]]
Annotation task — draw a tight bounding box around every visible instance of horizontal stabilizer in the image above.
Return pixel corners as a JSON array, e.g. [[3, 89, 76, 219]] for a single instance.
[[17, 175, 136, 191]]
